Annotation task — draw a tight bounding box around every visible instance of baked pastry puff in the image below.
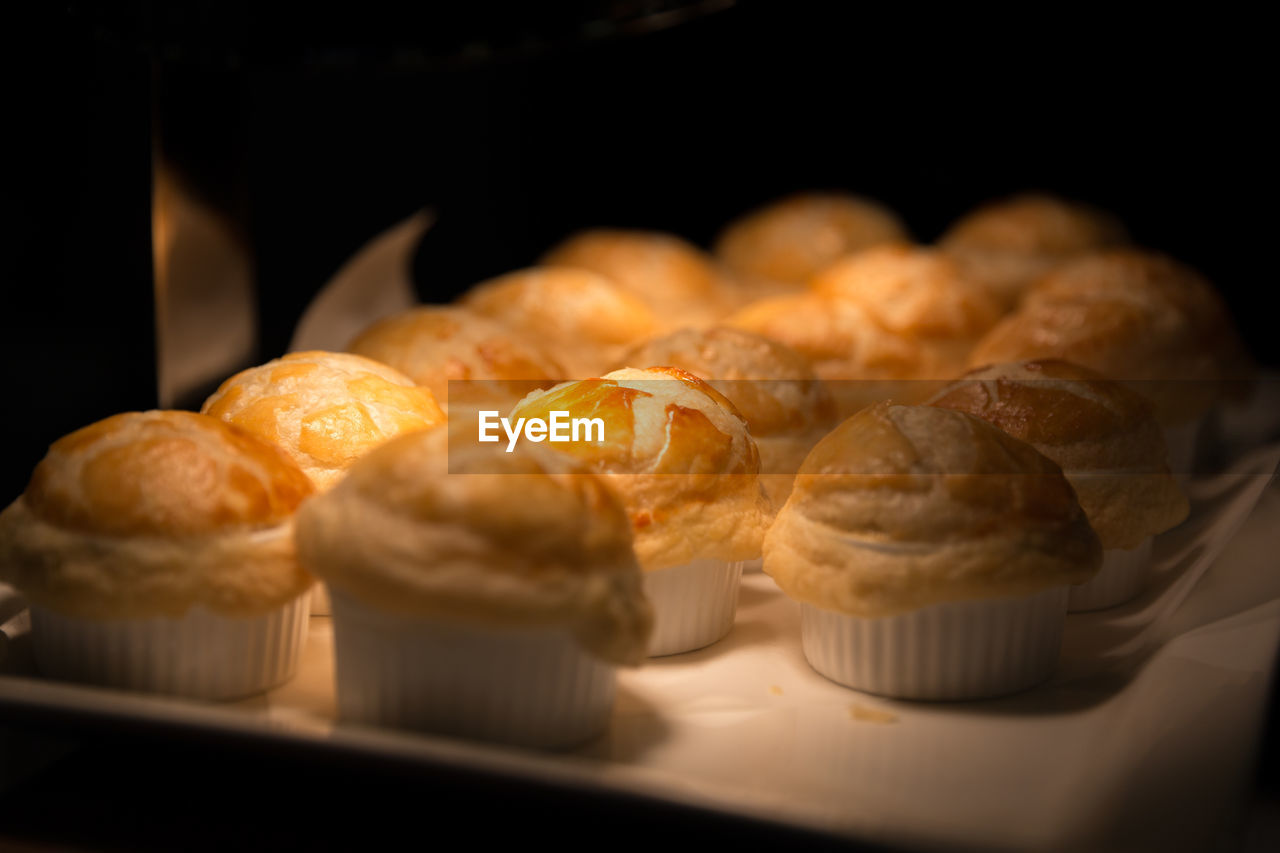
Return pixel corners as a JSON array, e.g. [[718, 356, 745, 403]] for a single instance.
[[296, 425, 651, 665], [541, 229, 731, 329], [809, 243, 1003, 375], [510, 367, 771, 572], [939, 193, 1130, 310], [928, 360, 1187, 550], [765, 402, 1101, 618], [202, 350, 445, 491], [968, 249, 1253, 430], [714, 191, 908, 298], [765, 402, 1101, 699], [724, 242, 999, 422], [347, 305, 565, 415], [617, 326, 838, 510], [459, 266, 659, 378], [510, 366, 772, 655], [296, 425, 652, 746], [725, 293, 919, 418], [0, 411, 315, 698], [927, 359, 1189, 611], [0, 410, 314, 618]]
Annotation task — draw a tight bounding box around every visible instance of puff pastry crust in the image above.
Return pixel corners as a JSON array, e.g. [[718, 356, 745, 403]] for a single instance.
[[940, 193, 1129, 309], [618, 326, 838, 509], [928, 360, 1188, 548], [202, 350, 445, 490], [969, 250, 1252, 424], [510, 367, 772, 570], [809, 243, 1002, 371], [295, 426, 652, 665], [0, 411, 314, 618], [348, 306, 564, 413], [764, 403, 1101, 617], [714, 192, 908, 290], [460, 266, 659, 377], [542, 229, 730, 327]]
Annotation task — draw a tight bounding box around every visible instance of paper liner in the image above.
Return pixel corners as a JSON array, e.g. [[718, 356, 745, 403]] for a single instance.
[[1068, 538, 1153, 612], [29, 592, 310, 701], [742, 557, 764, 575], [643, 559, 743, 657], [800, 587, 1069, 700], [329, 591, 616, 749]]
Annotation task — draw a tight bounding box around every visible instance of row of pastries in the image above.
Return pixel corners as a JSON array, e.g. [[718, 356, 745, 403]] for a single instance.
[[0, 192, 1253, 749]]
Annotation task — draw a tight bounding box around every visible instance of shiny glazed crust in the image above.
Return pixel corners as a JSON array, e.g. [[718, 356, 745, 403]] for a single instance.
[[968, 250, 1252, 424], [764, 403, 1101, 617], [510, 367, 772, 570], [618, 327, 838, 510], [541, 229, 730, 326], [460, 266, 659, 377], [0, 411, 315, 618], [939, 193, 1129, 308], [295, 427, 652, 665], [347, 306, 564, 412], [202, 350, 445, 490], [714, 192, 908, 287], [809, 243, 1002, 370], [928, 360, 1188, 548]]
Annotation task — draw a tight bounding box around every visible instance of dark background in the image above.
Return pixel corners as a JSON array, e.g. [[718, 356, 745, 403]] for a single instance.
[[2, 2, 1276, 849], [3, 1, 1275, 504]]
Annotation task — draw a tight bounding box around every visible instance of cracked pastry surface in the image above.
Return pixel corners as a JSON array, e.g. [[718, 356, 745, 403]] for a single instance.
[[764, 402, 1101, 617], [202, 350, 445, 490], [542, 229, 731, 327], [460, 266, 659, 378], [968, 249, 1252, 425], [617, 326, 837, 509], [0, 410, 315, 618], [940, 193, 1129, 309], [714, 191, 908, 292], [509, 367, 772, 570], [295, 426, 652, 665], [928, 359, 1188, 549]]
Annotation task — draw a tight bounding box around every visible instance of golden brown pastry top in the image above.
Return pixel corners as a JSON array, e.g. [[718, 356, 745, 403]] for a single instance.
[[714, 192, 908, 287], [617, 326, 837, 439], [202, 350, 445, 490], [510, 367, 771, 570], [0, 411, 314, 618], [347, 306, 565, 412], [541, 229, 729, 326], [940, 193, 1129, 308], [724, 290, 959, 419], [726, 292, 922, 381], [459, 266, 659, 377], [809, 243, 1002, 361], [295, 426, 652, 665], [927, 360, 1188, 548], [764, 403, 1101, 617], [969, 249, 1251, 424]]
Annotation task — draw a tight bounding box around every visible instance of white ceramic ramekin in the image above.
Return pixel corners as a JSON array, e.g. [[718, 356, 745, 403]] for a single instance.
[[1068, 538, 1153, 612], [310, 581, 331, 616], [329, 590, 616, 749], [800, 587, 1069, 700], [29, 591, 311, 701], [642, 558, 743, 656]]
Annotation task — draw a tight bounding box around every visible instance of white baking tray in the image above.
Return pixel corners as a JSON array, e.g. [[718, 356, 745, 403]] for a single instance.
[[3, 406, 1278, 852]]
